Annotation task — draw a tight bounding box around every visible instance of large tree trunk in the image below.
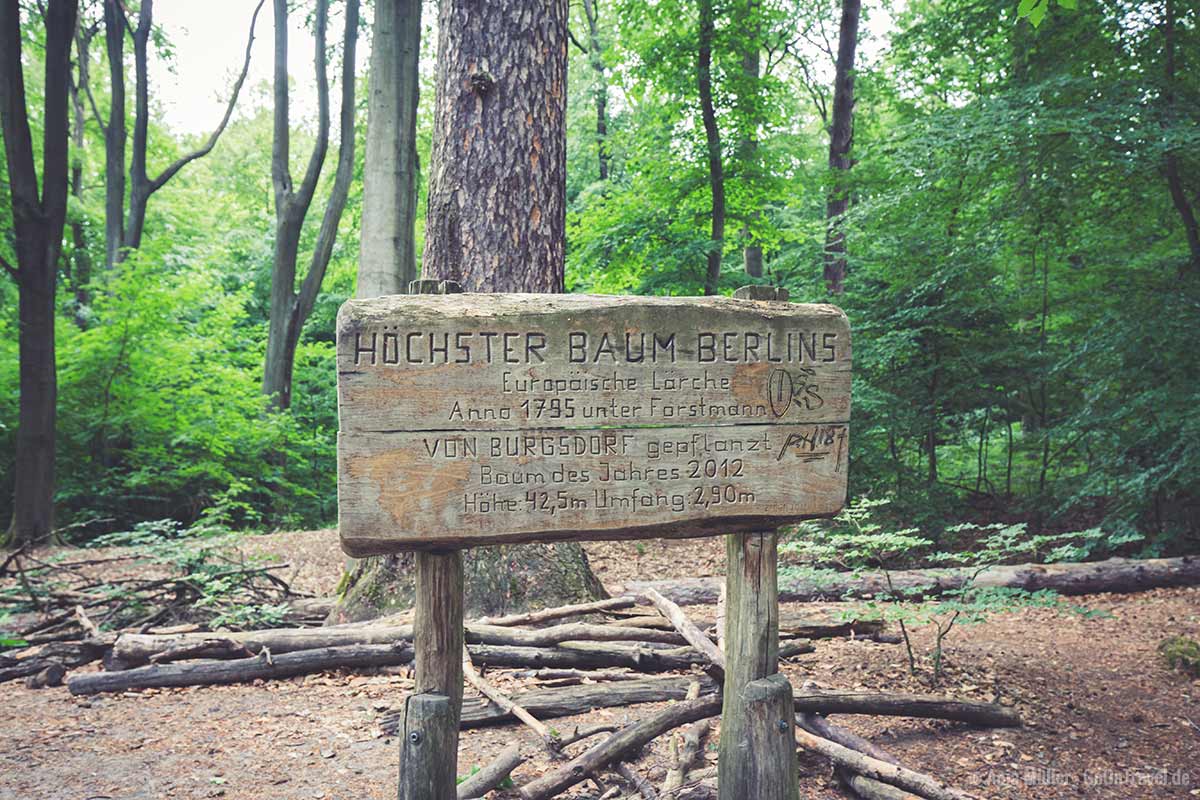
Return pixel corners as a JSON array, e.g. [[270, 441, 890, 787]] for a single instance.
[[697, 0, 725, 296], [262, 0, 357, 410], [822, 0, 860, 295], [1, 0, 78, 546], [421, 0, 567, 291], [358, 0, 421, 298], [333, 0, 605, 623]]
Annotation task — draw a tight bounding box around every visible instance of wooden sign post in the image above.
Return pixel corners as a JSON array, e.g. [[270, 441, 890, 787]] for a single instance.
[[336, 285, 850, 799]]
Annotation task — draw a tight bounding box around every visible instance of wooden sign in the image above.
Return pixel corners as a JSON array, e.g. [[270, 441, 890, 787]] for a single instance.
[[337, 293, 850, 554]]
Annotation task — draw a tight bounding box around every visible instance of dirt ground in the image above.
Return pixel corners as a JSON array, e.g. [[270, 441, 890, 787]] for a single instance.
[[2, 530, 1198, 800]]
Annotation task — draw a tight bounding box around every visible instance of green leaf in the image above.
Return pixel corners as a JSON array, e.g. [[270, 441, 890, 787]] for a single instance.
[[1057, 0, 1077, 8]]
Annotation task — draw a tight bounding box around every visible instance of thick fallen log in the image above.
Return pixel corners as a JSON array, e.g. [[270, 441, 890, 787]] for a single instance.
[[796, 712, 898, 765], [110, 621, 687, 668], [381, 675, 721, 733], [627, 555, 1200, 605], [0, 637, 113, 684], [472, 642, 711, 673], [68, 642, 415, 695], [794, 726, 978, 800], [793, 690, 1021, 727], [518, 695, 724, 800]]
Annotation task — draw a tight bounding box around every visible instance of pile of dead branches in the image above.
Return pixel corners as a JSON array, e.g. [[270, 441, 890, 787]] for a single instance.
[[1, 588, 1015, 799], [0, 542, 327, 686]]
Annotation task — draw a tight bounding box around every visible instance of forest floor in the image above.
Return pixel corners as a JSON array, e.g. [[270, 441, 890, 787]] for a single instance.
[[1, 530, 1198, 800]]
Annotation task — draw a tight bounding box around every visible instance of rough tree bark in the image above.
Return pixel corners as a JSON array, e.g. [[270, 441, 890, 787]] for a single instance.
[[262, 0, 358, 410], [1, 0, 78, 546], [697, 0, 725, 296], [332, 0, 606, 623], [101, 0, 262, 267], [822, 0, 860, 295], [421, 0, 567, 291], [358, 0, 422, 298]]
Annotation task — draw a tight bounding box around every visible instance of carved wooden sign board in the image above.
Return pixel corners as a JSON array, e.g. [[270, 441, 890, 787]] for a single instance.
[[336, 293, 851, 555]]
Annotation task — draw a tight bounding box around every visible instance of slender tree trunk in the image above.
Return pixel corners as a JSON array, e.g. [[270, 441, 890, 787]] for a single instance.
[[122, 0, 153, 256], [101, 0, 261, 267], [737, 1, 762, 278], [1, 0, 79, 546], [697, 0, 725, 296], [358, 0, 421, 298], [263, 0, 357, 410], [102, 0, 125, 268], [1163, 0, 1200, 271], [823, 0, 860, 295], [69, 21, 94, 320], [422, 0, 567, 290], [582, 0, 609, 182]]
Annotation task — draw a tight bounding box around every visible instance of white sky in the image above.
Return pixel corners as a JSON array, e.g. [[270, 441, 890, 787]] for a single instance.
[[151, 0, 326, 136], [152, 2, 897, 137]]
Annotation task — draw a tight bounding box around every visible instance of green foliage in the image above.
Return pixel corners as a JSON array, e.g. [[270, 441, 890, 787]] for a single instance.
[[1, 0, 1197, 557], [85, 520, 291, 630], [1158, 635, 1200, 678], [784, 499, 1103, 680]]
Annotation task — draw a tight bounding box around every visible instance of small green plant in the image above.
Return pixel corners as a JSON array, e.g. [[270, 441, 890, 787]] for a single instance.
[[784, 498, 1101, 682], [1158, 636, 1200, 678]]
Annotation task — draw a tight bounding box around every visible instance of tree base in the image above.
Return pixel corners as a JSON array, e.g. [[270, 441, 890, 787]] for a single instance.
[[328, 542, 608, 624]]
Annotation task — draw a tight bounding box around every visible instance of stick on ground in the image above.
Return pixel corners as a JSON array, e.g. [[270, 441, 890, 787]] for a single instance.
[[793, 725, 979, 800]]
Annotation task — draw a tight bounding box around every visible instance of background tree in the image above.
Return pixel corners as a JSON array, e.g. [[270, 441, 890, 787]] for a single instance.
[[822, 0, 859, 294], [262, 0, 359, 410], [98, 0, 263, 268], [0, 0, 79, 545], [357, 0, 422, 297]]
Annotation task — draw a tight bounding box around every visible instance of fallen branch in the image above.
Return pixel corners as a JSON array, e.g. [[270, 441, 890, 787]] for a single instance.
[[462, 644, 560, 755], [475, 596, 636, 626], [457, 743, 525, 800], [841, 773, 923, 800], [518, 694, 724, 800], [381, 674, 720, 733], [661, 683, 711, 798], [793, 725, 978, 800], [616, 762, 659, 799], [642, 589, 725, 675], [67, 642, 413, 695]]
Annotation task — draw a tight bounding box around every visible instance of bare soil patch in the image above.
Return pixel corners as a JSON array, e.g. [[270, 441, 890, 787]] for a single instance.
[[2, 530, 1197, 799]]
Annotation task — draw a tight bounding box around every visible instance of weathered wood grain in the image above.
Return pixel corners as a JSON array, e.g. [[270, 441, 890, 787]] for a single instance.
[[337, 293, 851, 434], [398, 692, 458, 800], [336, 293, 850, 551], [339, 421, 849, 553]]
